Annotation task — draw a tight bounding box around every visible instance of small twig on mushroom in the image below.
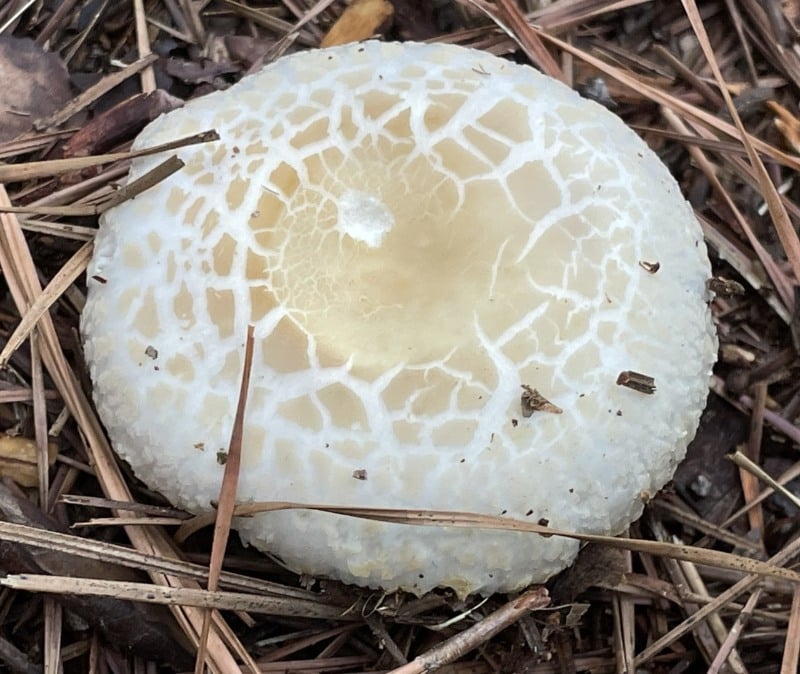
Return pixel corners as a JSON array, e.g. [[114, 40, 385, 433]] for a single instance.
[[615, 371, 656, 395], [0, 156, 186, 217], [520, 385, 562, 417]]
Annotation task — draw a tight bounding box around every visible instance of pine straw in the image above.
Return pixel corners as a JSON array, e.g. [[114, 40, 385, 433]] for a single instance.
[[0, 0, 799, 672]]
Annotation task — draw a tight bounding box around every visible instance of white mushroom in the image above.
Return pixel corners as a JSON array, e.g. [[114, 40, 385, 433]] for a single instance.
[[82, 41, 717, 597]]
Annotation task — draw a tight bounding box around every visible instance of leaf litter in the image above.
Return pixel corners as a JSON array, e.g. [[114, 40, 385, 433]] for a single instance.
[[1, 1, 800, 672]]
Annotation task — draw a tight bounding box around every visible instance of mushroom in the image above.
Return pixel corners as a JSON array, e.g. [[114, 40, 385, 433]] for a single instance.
[[82, 41, 717, 597]]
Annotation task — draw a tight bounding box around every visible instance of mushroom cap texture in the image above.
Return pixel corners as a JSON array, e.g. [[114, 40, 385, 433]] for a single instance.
[[82, 41, 717, 597]]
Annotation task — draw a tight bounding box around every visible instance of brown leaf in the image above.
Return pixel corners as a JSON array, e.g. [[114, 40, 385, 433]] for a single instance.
[[320, 0, 394, 48], [0, 37, 72, 142], [224, 35, 279, 70], [550, 544, 626, 604], [0, 434, 57, 488], [163, 57, 240, 85]]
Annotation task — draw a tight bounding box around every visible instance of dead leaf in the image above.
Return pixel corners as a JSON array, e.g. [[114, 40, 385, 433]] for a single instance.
[[550, 544, 626, 604], [163, 57, 240, 85], [320, 0, 394, 48], [0, 434, 57, 488], [224, 35, 279, 69], [0, 37, 72, 142]]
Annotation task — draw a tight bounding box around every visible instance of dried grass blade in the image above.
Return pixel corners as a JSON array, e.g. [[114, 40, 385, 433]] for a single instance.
[[710, 376, 800, 446], [43, 599, 61, 674], [698, 213, 791, 324], [647, 516, 721, 666], [679, 557, 746, 670], [18, 220, 95, 241], [34, 0, 80, 45], [30, 332, 49, 503], [0, 0, 37, 35], [610, 551, 634, 673], [530, 0, 655, 31], [727, 450, 800, 510], [0, 204, 100, 217], [0, 157, 185, 218], [680, 0, 800, 293], [98, 155, 185, 211], [741, 381, 767, 537], [707, 588, 761, 674], [209, 324, 255, 592], [218, 0, 320, 46], [650, 498, 760, 552], [177, 0, 205, 44], [0, 129, 77, 160], [71, 516, 187, 528], [61, 494, 190, 518], [721, 0, 758, 84]]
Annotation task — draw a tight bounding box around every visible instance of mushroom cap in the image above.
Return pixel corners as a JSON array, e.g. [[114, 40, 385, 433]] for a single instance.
[[82, 41, 717, 597]]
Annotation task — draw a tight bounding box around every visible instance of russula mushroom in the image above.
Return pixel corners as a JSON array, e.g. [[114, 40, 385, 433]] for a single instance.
[[82, 41, 717, 597]]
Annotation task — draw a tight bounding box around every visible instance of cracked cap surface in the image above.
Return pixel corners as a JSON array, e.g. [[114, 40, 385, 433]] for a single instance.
[[82, 41, 717, 597]]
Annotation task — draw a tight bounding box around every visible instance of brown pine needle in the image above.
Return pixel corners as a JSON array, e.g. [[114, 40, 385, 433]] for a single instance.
[[195, 324, 257, 674], [681, 0, 800, 294], [177, 501, 800, 584], [0, 241, 92, 367], [0, 130, 217, 183], [782, 587, 800, 674]]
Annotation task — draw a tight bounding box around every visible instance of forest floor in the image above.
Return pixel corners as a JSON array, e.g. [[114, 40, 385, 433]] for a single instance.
[[0, 1, 799, 672]]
